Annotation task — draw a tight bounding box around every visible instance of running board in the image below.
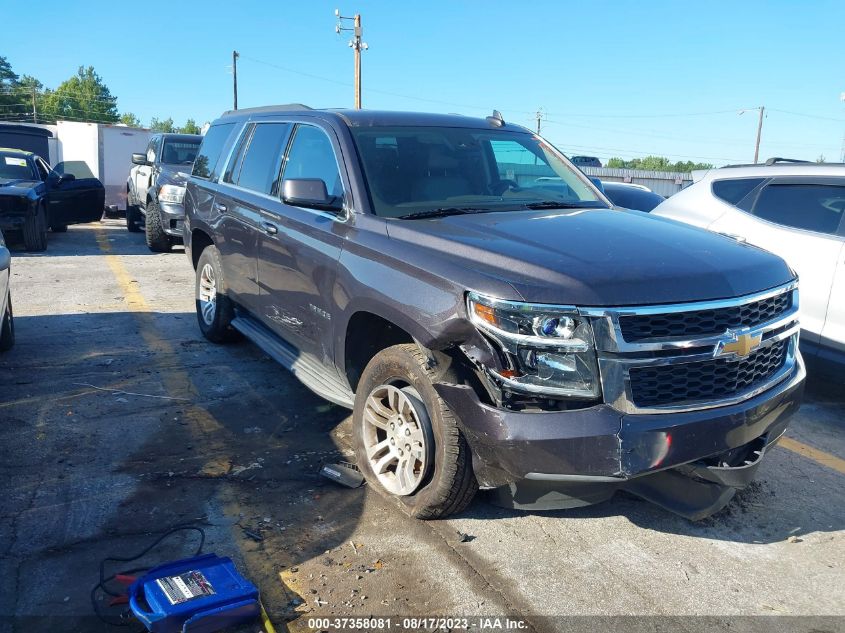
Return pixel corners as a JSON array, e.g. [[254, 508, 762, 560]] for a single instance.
[[230, 313, 355, 409]]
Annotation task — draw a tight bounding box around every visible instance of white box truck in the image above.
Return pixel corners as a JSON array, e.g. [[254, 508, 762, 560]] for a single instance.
[[55, 121, 153, 213]]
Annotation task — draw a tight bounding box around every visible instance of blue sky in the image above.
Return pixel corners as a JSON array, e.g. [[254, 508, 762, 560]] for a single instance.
[[3, 0, 843, 165]]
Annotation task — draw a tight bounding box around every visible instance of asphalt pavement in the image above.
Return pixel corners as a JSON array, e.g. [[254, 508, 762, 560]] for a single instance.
[[1, 221, 843, 633]]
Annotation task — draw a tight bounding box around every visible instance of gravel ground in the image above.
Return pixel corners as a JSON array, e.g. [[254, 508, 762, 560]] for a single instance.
[[1, 221, 843, 633]]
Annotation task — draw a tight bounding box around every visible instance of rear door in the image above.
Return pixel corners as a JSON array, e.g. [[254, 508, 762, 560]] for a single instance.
[[257, 122, 349, 362], [709, 177, 845, 345], [215, 122, 292, 314]]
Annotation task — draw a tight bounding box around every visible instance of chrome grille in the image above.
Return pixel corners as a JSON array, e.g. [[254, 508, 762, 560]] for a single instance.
[[619, 291, 791, 341], [584, 281, 801, 414], [628, 339, 789, 408]]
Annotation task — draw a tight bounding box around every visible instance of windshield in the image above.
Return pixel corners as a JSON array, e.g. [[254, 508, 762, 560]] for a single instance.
[[0, 153, 35, 180], [161, 140, 201, 166], [350, 126, 608, 218]]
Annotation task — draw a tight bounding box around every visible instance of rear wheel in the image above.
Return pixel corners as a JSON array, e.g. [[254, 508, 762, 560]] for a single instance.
[[0, 294, 14, 352], [22, 203, 48, 252], [352, 344, 477, 519], [145, 199, 172, 252], [126, 204, 142, 233], [195, 245, 239, 343]]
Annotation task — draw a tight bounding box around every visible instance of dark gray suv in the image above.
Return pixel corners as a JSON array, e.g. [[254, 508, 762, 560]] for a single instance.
[[184, 105, 804, 520]]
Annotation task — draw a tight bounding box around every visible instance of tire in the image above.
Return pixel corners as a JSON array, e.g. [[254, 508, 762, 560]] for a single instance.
[[126, 204, 142, 233], [51, 224, 68, 233], [194, 245, 239, 343], [145, 199, 172, 252], [0, 294, 14, 352], [352, 343, 477, 519], [22, 203, 48, 252]]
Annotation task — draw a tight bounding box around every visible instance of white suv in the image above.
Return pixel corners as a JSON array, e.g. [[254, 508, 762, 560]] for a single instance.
[[653, 159, 845, 371]]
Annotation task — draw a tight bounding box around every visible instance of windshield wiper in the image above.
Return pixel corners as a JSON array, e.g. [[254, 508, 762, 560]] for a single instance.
[[398, 207, 490, 220], [522, 200, 598, 210]]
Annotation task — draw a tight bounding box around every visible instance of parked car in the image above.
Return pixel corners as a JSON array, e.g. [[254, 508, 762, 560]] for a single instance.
[[0, 228, 13, 352], [652, 160, 845, 372], [127, 133, 202, 252], [570, 155, 602, 167], [0, 148, 105, 251], [601, 181, 665, 212], [184, 106, 803, 521]]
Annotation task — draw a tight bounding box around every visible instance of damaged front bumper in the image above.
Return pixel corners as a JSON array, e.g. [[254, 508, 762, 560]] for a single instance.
[[434, 356, 805, 520]]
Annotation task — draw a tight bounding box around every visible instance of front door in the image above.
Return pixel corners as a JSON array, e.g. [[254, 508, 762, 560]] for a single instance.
[[257, 123, 349, 362]]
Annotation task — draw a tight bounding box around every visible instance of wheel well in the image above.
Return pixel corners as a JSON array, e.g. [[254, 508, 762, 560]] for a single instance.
[[190, 230, 214, 270], [345, 312, 413, 393]]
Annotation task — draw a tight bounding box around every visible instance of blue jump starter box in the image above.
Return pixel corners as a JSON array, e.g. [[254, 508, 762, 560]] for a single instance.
[[129, 553, 260, 633]]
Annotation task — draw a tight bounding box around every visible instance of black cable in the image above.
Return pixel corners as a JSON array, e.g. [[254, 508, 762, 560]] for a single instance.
[[90, 525, 205, 628]]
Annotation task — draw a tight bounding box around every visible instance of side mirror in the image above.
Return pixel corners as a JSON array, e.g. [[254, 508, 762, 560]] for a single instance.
[[58, 173, 76, 185], [282, 178, 342, 211], [131, 153, 148, 166], [589, 177, 605, 193]]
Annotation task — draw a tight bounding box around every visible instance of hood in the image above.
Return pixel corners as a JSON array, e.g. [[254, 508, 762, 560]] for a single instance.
[[385, 208, 795, 306], [0, 178, 40, 196], [157, 165, 190, 187]]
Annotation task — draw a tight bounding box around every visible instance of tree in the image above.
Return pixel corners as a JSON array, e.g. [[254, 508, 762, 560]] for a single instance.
[[120, 112, 142, 127], [816, 154, 826, 163], [180, 118, 201, 134], [606, 156, 713, 172], [39, 66, 119, 124], [150, 117, 176, 133], [0, 56, 24, 119]]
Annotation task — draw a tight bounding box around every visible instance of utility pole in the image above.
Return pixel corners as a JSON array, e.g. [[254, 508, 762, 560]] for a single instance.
[[753, 106, 764, 164], [739, 106, 765, 163], [31, 88, 38, 124], [535, 108, 544, 135], [232, 50, 239, 111], [336, 10, 368, 109]]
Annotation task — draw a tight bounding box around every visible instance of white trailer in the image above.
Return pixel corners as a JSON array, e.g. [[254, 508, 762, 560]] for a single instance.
[[56, 121, 153, 212]]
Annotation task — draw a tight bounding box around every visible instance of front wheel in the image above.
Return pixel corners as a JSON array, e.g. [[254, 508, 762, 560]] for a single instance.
[[352, 344, 477, 519], [22, 204, 48, 252], [0, 294, 14, 352], [126, 204, 142, 233], [195, 245, 239, 343], [145, 199, 172, 252]]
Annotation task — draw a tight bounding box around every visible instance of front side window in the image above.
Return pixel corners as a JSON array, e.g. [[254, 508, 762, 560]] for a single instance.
[[236, 123, 291, 195], [146, 137, 160, 164], [351, 126, 605, 218], [282, 125, 343, 199], [34, 157, 50, 181], [192, 123, 236, 180], [161, 139, 201, 166], [751, 182, 845, 236]]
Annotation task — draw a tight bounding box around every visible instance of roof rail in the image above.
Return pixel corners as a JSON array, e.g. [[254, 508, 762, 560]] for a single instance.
[[221, 104, 313, 117], [764, 157, 812, 166]]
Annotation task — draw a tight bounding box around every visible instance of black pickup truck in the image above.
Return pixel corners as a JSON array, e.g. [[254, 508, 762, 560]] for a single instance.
[[0, 148, 104, 251], [183, 106, 804, 520]]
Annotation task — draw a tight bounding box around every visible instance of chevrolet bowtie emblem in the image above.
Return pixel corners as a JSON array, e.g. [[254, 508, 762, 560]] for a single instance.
[[718, 332, 762, 358]]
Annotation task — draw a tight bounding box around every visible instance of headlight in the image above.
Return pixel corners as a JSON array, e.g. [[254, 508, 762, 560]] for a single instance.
[[467, 292, 600, 399], [158, 184, 185, 204]]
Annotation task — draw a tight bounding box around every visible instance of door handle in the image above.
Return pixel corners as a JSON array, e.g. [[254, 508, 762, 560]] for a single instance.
[[261, 222, 278, 235], [214, 202, 227, 213]]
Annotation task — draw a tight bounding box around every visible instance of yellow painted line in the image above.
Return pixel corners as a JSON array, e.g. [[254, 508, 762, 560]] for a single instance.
[[778, 436, 845, 475]]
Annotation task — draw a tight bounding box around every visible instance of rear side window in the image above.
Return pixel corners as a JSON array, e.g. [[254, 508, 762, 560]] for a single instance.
[[236, 123, 291, 195], [712, 178, 765, 205], [192, 123, 236, 180], [751, 183, 845, 236], [282, 125, 343, 198]]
